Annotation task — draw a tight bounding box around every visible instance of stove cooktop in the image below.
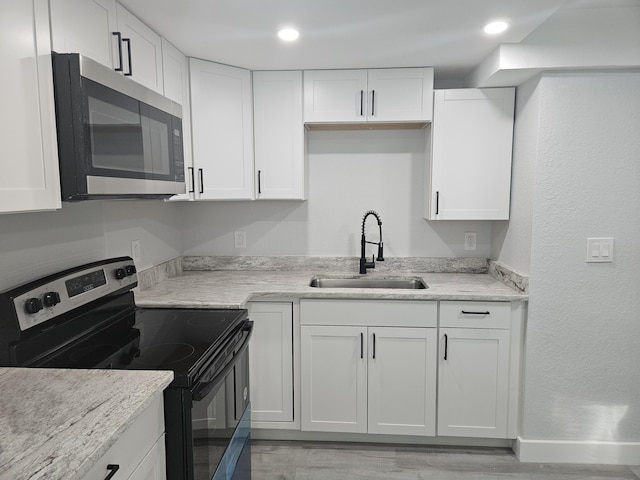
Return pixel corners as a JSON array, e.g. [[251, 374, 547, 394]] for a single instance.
[[30, 307, 248, 387]]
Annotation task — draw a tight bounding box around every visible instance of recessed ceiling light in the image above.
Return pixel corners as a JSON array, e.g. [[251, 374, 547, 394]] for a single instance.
[[484, 21, 509, 35], [277, 28, 300, 42]]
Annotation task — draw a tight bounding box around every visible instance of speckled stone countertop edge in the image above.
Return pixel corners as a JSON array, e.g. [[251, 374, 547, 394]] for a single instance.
[[134, 270, 528, 310], [0, 368, 174, 480]]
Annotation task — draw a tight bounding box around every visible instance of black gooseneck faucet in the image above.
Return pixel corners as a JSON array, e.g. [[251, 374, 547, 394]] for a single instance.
[[359, 210, 384, 274]]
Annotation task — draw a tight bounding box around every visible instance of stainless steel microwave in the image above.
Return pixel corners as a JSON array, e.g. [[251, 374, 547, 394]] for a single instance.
[[51, 53, 185, 201]]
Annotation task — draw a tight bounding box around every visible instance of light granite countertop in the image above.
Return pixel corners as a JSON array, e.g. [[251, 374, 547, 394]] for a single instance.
[[134, 270, 527, 309], [0, 368, 173, 480]]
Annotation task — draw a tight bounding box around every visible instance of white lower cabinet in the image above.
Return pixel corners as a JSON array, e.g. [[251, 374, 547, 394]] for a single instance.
[[248, 302, 295, 426], [82, 395, 166, 480], [437, 328, 510, 438], [437, 301, 515, 439], [300, 300, 438, 436]]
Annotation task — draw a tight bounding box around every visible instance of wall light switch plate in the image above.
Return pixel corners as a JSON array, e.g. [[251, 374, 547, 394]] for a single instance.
[[234, 231, 246, 249], [586, 237, 614, 263], [464, 232, 477, 251]]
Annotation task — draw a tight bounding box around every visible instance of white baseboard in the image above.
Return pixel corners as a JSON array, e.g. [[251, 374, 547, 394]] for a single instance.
[[516, 437, 640, 465]]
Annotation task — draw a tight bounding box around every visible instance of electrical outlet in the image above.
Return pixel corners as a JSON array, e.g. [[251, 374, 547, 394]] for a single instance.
[[234, 231, 246, 249], [464, 232, 477, 251], [131, 240, 141, 261]]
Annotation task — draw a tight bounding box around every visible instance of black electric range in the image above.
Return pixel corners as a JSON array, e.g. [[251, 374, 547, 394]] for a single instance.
[[0, 257, 253, 480]]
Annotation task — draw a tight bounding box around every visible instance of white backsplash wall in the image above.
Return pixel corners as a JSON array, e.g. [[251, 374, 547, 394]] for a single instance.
[[180, 129, 492, 258], [0, 200, 182, 291]]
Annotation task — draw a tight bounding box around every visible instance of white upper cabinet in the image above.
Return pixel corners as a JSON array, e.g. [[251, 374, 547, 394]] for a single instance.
[[253, 71, 305, 200], [50, 0, 117, 68], [114, 4, 164, 93], [189, 59, 255, 200], [162, 39, 193, 200], [303, 68, 433, 124], [0, 0, 61, 214], [426, 88, 515, 220], [50, 0, 164, 93]]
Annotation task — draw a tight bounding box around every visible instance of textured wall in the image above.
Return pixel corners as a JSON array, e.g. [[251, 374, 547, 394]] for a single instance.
[[491, 76, 540, 274], [180, 129, 493, 258], [522, 71, 640, 442]]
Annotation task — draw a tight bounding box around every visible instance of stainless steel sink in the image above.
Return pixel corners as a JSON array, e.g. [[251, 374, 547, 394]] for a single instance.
[[309, 276, 428, 290]]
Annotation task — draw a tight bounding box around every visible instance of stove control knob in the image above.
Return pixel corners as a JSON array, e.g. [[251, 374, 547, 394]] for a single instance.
[[125, 265, 137, 276], [115, 268, 126, 280], [25, 297, 43, 315], [43, 291, 61, 308]]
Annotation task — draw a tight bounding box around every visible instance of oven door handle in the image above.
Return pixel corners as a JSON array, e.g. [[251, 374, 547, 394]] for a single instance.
[[192, 320, 253, 401]]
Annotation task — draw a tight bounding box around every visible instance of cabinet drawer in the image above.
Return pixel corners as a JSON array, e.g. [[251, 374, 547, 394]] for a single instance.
[[439, 301, 510, 329], [300, 299, 437, 327], [82, 395, 165, 480]]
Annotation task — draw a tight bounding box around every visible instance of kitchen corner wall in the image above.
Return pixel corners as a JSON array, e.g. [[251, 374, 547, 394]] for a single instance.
[[0, 200, 182, 291], [180, 129, 492, 258], [494, 70, 640, 451]]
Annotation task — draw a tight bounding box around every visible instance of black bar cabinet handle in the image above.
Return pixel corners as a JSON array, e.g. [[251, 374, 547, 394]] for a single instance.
[[258, 170, 262, 194], [359, 90, 364, 116], [112, 32, 123, 71], [461, 310, 491, 315], [371, 90, 375, 116], [198, 168, 204, 194], [435, 191, 439, 215], [104, 464, 120, 480], [360, 332, 364, 359], [444, 334, 448, 360], [372, 333, 376, 359], [188, 167, 195, 193], [122, 38, 132, 76]]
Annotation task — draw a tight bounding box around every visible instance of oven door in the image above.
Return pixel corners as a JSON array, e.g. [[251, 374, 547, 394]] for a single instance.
[[181, 321, 253, 480]]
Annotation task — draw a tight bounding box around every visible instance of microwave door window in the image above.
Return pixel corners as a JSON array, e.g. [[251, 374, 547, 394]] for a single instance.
[[87, 96, 148, 174], [142, 111, 171, 177]]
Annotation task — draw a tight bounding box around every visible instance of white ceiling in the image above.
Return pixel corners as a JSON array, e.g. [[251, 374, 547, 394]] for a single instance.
[[117, 0, 634, 84]]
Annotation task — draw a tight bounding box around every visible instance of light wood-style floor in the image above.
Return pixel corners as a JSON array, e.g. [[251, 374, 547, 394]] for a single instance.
[[250, 440, 640, 480]]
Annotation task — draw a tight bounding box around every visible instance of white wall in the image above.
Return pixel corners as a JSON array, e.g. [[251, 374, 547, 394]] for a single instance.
[[498, 71, 640, 445], [180, 129, 492, 258], [0, 200, 181, 291], [491, 76, 540, 274]]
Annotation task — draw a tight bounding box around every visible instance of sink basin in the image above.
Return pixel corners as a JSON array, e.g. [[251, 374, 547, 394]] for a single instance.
[[309, 276, 428, 290]]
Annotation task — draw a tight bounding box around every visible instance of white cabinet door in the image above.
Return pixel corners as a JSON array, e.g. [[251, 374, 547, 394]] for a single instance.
[[162, 39, 194, 200], [50, 0, 117, 68], [0, 0, 61, 214], [367, 327, 437, 436], [115, 4, 164, 93], [301, 325, 368, 433], [426, 88, 515, 220], [367, 68, 434, 123], [253, 71, 305, 200], [128, 434, 166, 480], [82, 396, 165, 480], [303, 68, 433, 124], [437, 328, 511, 438], [190, 59, 255, 200], [248, 302, 294, 423], [303, 70, 368, 123]]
